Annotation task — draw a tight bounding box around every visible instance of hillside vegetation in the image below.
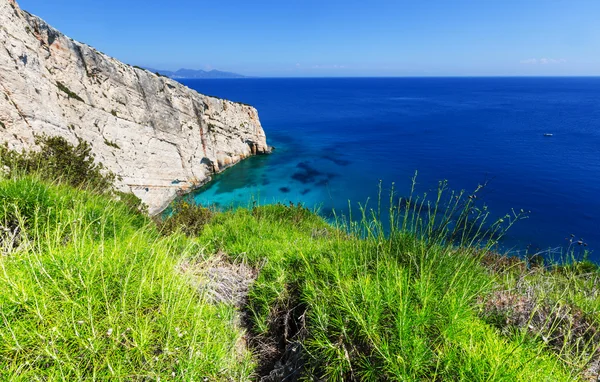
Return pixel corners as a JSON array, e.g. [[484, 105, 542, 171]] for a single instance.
[[0, 139, 599, 381]]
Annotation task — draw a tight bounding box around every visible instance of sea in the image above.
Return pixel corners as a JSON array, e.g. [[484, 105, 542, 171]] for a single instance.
[[180, 77, 600, 260]]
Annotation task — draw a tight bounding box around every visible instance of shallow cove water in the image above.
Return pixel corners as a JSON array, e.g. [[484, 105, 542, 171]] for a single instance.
[[181, 77, 600, 259]]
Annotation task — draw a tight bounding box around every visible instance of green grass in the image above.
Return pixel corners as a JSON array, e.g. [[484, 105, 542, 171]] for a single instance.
[[0, 167, 598, 380], [197, 196, 579, 380], [487, 254, 600, 377], [0, 176, 254, 380]]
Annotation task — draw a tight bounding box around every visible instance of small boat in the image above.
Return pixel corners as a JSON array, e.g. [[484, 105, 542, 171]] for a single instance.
[[543, 133, 553, 137]]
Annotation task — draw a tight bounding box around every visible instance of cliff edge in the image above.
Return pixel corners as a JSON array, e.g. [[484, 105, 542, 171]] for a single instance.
[[0, 0, 270, 214]]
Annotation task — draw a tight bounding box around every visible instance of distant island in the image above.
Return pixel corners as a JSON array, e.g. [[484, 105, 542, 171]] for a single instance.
[[144, 67, 247, 79]]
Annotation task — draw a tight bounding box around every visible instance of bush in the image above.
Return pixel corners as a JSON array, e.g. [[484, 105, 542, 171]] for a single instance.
[[156, 200, 213, 237], [252, 202, 317, 226], [0, 135, 115, 192], [114, 190, 148, 216]]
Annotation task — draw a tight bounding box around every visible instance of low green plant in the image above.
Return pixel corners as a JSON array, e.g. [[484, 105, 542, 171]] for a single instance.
[[114, 190, 148, 216], [156, 199, 214, 237], [484, 251, 600, 378], [0, 135, 115, 192], [251, 202, 318, 227], [56, 81, 84, 102], [103, 138, 120, 149]]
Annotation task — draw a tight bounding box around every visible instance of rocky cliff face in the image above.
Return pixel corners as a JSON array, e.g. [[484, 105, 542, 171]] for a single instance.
[[0, 0, 270, 214]]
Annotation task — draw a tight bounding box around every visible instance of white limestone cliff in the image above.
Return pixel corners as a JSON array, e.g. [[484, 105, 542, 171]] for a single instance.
[[0, 0, 270, 214]]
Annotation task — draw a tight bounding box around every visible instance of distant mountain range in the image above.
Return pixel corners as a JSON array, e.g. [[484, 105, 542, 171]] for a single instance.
[[144, 68, 246, 79]]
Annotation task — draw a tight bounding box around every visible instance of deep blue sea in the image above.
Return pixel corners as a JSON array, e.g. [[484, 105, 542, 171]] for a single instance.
[[180, 77, 600, 259]]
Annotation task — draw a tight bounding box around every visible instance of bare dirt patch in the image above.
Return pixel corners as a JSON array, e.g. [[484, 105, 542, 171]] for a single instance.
[[248, 296, 307, 382], [180, 252, 307, 380]]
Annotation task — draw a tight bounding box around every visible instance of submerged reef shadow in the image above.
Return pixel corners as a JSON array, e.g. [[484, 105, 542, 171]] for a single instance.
[[291, 161, 338, 187], [321, 154, 351, 166], [291, 161, 323, 184]]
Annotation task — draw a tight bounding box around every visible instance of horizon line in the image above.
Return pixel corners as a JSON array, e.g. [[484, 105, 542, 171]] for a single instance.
[[177, 75, 600, 80]]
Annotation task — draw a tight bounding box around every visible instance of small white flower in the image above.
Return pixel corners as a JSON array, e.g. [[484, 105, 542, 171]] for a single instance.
[[106, 328, 113, 336]]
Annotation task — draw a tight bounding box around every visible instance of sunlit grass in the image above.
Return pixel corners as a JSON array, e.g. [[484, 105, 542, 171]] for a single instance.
[[0, 176, 254, 380], [196, 181, 580, 380], [0, 171, 597, 380]]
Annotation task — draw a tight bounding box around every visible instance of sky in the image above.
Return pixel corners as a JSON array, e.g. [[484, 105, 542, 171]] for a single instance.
[[16, 0, 600, 77]]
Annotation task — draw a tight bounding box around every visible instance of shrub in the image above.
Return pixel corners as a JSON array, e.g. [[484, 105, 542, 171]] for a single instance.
[[56, 81, 84, 102], [252, 202, 317, 227], [0, 135, 115, 192], [156, 200, 213, 237], [114, 190, 148, 216], [103, 138, 120, 149]]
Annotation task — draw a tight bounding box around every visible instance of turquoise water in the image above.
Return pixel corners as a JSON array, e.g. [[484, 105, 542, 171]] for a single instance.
[[182, 77, 600, 258]]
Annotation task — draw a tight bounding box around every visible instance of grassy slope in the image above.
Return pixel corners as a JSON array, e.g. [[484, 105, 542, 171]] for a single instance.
[[0, 175, 598, 380], [199, 207, 576, 381], [0, 177, 253, 380]]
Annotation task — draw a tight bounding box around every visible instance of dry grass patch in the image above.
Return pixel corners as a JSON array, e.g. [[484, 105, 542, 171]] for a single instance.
[[180, 251, 257, 308]]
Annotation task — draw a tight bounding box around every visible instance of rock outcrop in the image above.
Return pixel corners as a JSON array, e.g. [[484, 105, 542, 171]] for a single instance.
[[0, 0, 270, 214]]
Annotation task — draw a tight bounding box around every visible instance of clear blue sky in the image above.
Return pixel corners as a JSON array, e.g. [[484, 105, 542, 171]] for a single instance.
[[17, 0, 600, 77]]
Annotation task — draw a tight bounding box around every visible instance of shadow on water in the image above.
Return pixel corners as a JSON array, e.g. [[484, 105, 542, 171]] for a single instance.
[[321, 154, 351, 166], [291, 161, 337, 186]]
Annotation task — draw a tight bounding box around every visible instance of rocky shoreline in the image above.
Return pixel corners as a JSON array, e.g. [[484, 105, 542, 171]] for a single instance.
[[0, 0, 270, 214]]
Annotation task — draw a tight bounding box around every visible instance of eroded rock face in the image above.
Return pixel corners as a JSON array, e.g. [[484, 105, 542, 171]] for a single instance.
[[0, 0, 270, 214]]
